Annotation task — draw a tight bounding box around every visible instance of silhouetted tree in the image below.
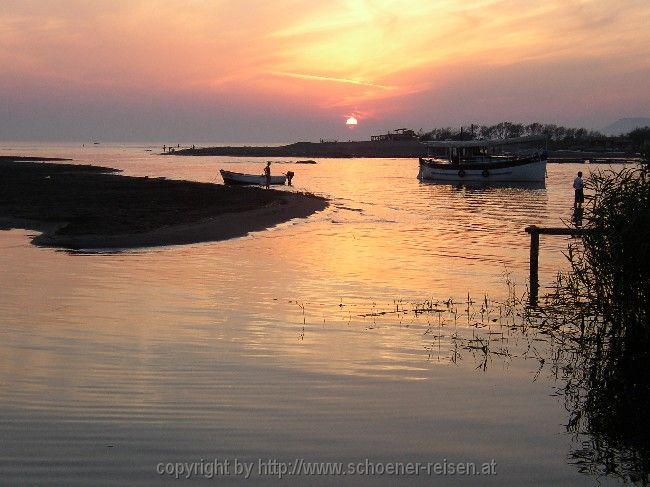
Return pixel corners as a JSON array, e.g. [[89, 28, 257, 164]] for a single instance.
[[627, 127, 650, 150], [419, 122, 617, 149]]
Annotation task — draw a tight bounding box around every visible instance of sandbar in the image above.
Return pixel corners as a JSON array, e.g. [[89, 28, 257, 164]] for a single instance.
[[0, 157, 328, 250]]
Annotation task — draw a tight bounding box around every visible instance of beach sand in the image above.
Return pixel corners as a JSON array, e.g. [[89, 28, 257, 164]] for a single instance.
[[0, 157, 327, 249]]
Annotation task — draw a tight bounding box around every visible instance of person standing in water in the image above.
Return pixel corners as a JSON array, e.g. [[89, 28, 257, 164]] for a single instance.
[[573, 171, 584, 209], [263, 162, 271, 189]]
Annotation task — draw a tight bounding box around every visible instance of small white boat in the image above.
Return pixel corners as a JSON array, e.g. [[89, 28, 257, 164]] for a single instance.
[[220, 169, 287, 186], [418, 136, 547, 183]]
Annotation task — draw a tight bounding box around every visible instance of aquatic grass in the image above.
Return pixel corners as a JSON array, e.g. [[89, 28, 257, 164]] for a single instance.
[[283, 194, 649, 483], [296, 258, 640, 481], [304, 291, 537, 370], [520, 159, 650, 483]]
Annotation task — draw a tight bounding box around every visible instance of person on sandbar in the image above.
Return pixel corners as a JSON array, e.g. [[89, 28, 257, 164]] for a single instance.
[[264, 161, 271, 189], [573, 171, 584, 209]]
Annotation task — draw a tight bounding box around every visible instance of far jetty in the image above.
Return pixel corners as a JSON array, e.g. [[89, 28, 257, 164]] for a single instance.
[[169, 140, 428, 158]]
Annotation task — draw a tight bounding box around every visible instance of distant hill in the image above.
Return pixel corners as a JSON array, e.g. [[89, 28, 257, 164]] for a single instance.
[[602, 117, 650, 136]]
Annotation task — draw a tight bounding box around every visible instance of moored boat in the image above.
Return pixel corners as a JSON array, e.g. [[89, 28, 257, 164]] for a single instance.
[[220, 169, 287, 186], [418, 136, 547, 182]]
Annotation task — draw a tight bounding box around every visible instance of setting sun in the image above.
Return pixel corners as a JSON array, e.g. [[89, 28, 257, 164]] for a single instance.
[[346, 116, 358, 126]]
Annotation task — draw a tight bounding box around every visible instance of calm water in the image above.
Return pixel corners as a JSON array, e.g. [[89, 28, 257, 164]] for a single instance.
[[0, 142, 618, 485]]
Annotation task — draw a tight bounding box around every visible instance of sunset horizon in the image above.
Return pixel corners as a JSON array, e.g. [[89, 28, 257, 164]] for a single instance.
[[1, 0, 649, 142]]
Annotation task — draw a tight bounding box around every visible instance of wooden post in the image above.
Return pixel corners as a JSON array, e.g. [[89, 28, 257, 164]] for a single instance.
[[524, 225, 589, 307], [526, 226, 540, 306]]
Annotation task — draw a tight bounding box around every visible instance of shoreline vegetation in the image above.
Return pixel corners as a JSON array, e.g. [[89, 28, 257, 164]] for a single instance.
[[167, 123, 649, 162], [0, 157, 328, 250], [529, 149, 649, 481]]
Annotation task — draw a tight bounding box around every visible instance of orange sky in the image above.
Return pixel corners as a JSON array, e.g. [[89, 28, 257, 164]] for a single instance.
[[1, 0, 649, 141]]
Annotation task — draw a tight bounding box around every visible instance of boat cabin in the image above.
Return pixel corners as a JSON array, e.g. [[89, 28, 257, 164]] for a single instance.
[[424, 136, 547, 164]]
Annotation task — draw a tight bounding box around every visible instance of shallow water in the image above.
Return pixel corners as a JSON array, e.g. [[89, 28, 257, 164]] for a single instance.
[[0, 142, 619, 485]]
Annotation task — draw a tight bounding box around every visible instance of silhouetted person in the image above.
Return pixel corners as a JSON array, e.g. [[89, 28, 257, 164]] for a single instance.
[[264, 162, 271, 189], [573, 171, 584, 209], [286, 171, 294, 186]]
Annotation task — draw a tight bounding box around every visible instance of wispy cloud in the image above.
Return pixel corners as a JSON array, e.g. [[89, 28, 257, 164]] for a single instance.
[[270, 71, 397, 90], [0, 0, 649, 138]]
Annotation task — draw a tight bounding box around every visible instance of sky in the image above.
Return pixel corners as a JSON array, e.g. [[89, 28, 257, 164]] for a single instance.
[[1, 0, 649, 142]]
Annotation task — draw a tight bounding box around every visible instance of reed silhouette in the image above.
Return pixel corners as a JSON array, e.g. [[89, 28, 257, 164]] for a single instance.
[[527, 156, 650, 483]]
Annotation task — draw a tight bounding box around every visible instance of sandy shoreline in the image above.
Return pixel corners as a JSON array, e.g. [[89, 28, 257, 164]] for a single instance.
[[34, 194, 326, 249], [0, 158, 328, 250]]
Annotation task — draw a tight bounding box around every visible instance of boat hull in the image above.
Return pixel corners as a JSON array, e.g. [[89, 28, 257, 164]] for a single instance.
[[417, 156, 547, 182], [220, 169, 287, 186]]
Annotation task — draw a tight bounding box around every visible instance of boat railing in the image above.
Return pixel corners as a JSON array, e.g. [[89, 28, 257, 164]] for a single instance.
[[420, 152, 543, 165]]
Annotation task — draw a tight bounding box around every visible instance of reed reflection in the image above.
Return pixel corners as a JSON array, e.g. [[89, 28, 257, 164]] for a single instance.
[[279, 273, 649, 483], [523, 287, 650, 483]]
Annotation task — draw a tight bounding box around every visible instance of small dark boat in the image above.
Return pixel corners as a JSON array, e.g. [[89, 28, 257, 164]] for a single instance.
[[220, 169, 287, 186]]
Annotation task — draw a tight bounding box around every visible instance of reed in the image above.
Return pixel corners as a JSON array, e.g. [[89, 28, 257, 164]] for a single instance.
[[526, 156, 650, 482]]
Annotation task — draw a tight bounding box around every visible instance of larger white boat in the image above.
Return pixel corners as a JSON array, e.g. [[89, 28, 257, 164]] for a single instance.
[[418, 136, 547, 183]]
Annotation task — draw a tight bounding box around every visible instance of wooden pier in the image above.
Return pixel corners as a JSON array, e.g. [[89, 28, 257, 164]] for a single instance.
[[525, 225, 590, 305]]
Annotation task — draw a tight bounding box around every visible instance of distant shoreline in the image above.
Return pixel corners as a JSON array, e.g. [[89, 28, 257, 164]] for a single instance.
[[167, 140, 427, 158], [165, 141, 640, 163], [0, 157, 328, 250]]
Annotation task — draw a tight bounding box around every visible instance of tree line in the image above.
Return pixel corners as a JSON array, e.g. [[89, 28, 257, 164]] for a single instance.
[[416, 122, 650, 151]]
